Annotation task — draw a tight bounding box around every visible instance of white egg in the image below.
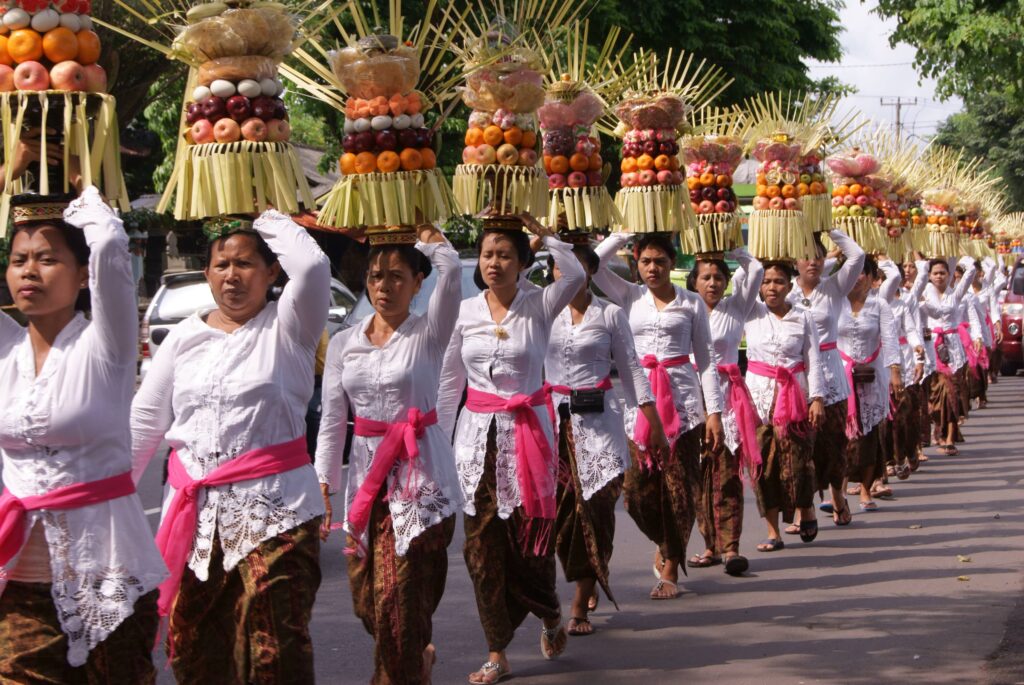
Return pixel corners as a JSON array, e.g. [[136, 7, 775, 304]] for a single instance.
[[237, 79, 262, 98], [353, 118, 371, 133], [209, 79, 236, 99], [370, 115, 393, 131], [30, 8, 60, 32], [259, 78, 278, 97], [410, 113, 425, 129], [3, 8, 30, 29], [392, 114, 411, 130], [274, 79, 284, 95], [58, 13, 81, 32], [343, 118, 355, 135], [80, 15, 93, 30], [192, 85, 212, 102]]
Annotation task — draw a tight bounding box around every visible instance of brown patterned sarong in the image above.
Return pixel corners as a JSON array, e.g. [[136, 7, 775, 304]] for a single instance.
[[811, 402, 849, 492], [930, 371, 964, 444], [956, 366, 971, 420], [753, 423, 815, 524], [696, 446, 744, 556], [0, 585, 158, 685], [463, 423, 560, 653], [919, 374, 933, 446], [969, 362, 988, 402], [880, 388, 915, 469], [554, 410, 622, 609], [846, 424, 884, 485], [624, 425, 702, 564], [348, 495, 455, 685], [169, 518, 321, 685]]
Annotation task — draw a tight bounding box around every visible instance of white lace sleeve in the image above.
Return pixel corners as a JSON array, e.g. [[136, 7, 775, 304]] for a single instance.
[[608, 304, 653, 407], [315, 331, 351, 493]]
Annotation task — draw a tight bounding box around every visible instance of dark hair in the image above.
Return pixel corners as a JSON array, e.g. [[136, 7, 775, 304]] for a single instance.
[[546, 244, 599, 283], [928, 258, 949, 275], [811, 232, 827, 259], [473, 229, 534, 290], [686, 258, 731, 292], [862, 255, 879, 280], [367, 244, 432, 279], [634, 233, 677, 263], [763, 260, 797, 281], [894, 262, 905, 282], [204, 230, 278, 268], [9, 218, 91, 312]]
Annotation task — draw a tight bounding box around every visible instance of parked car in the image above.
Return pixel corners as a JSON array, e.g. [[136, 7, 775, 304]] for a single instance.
[[999, 256, 1024, 376], [139, 270, 355, 379]]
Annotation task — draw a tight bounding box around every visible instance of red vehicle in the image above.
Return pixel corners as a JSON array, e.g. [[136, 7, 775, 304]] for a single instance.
[[999, 256, 1024, 376]]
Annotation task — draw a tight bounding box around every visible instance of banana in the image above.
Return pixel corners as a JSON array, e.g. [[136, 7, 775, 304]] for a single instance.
[[186, 2, 229, 23]]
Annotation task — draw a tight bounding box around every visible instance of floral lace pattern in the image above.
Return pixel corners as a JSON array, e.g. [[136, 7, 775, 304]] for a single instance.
[[569, 411, 627, 500]]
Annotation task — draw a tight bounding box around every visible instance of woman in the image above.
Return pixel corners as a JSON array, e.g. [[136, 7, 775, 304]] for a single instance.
[[131, 211, 330, 683], [437, 216, 584, 685], [903, 257, 933, 461], [687, 248, 764, 574], [544, 244, 665, 636], [315, 224, 460, 684], [743, 261, 825, 551], [918, 257, 977, 455], [0, 188, 167, 682], [986, 256, 1008, 383], [790, 230, 865, 526], [837, 256, 902, 511], [593, 232, 724, 600], [966, 259, 997, 407]]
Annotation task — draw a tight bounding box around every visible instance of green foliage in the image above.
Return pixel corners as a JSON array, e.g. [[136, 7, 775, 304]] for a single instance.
[[143, 71, 189, 195], [284, 92, 330, 149]]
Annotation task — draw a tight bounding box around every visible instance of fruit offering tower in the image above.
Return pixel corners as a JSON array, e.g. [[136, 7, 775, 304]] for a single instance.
[[917, 148, 1001, 258], [679, 107, 748, 256], [0, 0, 125, 228], [610, 48, 729, 236], [874, 129, 928, 258], [825, 148, 888, 253], [283, 1, 465, 243], [920, 186, 961, 258]]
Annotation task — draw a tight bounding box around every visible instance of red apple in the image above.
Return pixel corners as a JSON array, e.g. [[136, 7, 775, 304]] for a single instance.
[[567, 171, 587, 188], [586, 170, 602, 186], [190, 119, 215, 145], [82, 63, 106, 93], [548, 173, 566, 189], [50, 61, 86, 92], [213, 118, 241, 144], [240, 117, 268, 142], [13, 61, 49, 91], [266, 119, 290, 142], [698, 200, 715, 214], [185, 103, 204, 126], [353, 130, 374, 153], [657, 170, 674, 185], [0, 65, 14, 93], [202, 96, 227, 121], [638, 169, 657, 186], [374, 129, 397, 151], [226, 95, 252, 122], [518, 148, 537, 166], [397, 129, 418, 149], [251, 96, 276, 121], [715, 200, 731, 213]]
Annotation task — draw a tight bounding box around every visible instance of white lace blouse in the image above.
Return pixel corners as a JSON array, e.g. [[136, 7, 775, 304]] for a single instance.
[[131, 210, 330, 580], [438, 235, 585, 519], [706, 249, 764, 454], [314, 240, 462, 555], [743, 303, 825, 423], [787, 229, 866, 407], [592, 233, 723, 444], [0, 188, 167, 666], [545, 295, 653, 499], [920, 257, 977, 372], [879, 261, 925, 387], [837, 298, 901, 435]]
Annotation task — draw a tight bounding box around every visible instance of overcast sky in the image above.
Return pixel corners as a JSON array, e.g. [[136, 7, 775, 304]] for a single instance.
[[806, 1, 963, 141]]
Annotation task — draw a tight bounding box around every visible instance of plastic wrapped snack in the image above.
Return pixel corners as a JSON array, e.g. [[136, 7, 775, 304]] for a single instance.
[[614, 95, 687, 133], [332, 42, 420, 100], [175, 7, 296, 63], [198, 56, 278, 86], [462, 66, 546, 114]]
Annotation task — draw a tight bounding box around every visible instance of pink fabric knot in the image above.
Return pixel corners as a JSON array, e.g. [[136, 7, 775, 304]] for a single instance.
[[633, 354, 690, 453], [839, 345, 881, 440], [957, 322, 980, 378], [933, 327, 955, 376], [717, 364, 763, 481], [746, 359, 808, 437]]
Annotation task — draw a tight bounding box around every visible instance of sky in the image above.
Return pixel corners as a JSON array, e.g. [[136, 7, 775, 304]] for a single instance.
[[806, 1, 963, 141]]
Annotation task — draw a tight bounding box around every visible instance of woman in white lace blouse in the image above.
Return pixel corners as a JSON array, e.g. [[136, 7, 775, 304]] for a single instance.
[[131, 212, 330, 683], [315, 225, 460, 684], [543, 243, 664, 637], [0, 188, 167, 681], [593, 232, 724, 601], [438, 217, 584, 684]]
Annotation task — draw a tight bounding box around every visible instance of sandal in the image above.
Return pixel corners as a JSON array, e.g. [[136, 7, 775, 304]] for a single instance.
[[541, 622, 567, 660], [724, 554, 749, 576], [649, 579, 679, 600], [833, 497, 852, 526], [896, 463, 911, 481], [567, 616, 593, 636], [783, 523, 801, 536], [468, 661, 510, 684], [859, 500, 878, 512], [686, 553, 722, 568], [799, 519, 819, 543], [943, 444, 959, 456], [756, 538, 785, 552], [819, 501, 834, 514]]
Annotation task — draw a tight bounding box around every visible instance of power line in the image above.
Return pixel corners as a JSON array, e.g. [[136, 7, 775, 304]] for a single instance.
[[880, 97, 918, 138], [807, 61, 914, 69]]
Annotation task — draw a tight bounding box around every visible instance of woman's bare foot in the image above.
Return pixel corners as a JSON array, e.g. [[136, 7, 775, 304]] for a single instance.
[[423, 644, 436, 684]]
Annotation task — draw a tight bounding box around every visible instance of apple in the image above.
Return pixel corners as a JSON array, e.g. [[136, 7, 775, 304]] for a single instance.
[[620, 172, 636, 187], [272, 98, 287, 120], [831, 196, 843, 207], [475, 144, 495, 165], [548, 173, 566, 189], [567, 171, 587, 188], [518, 148, 537, 167], [13, 61, 49, 91], [856, 194, 870, 207], [226, 95, 252, 122], [375, 129, 397, 151], [768, 197, 784, 210], [717, 187, 732, 201], [0, 65, 13, 92], [833, 205, 849, 218], [185, 102, 204, 126], [213, 118, 241, 144], [863, 205, 878, 217], [753, 196, 769, 211], [240, 117, 268, 142], [586, 170, 602, 186], [842, 194, 856, 207], [397, 129, 418, 149], [642, 140, 658, 155], [202, 96, 227, 121], [341, 134, 356, 153], [799, 173, 812, 185], [251, 96, 276, 121], [701, 186, 716, 201], [784, 197, 799, 210], [266, 118, 291, 142], [82, 64, 107, 93], [638, 169, 657, 186], [715, 200, 731, 213], [190, 119, 215, 145], [50, 61, 86, 92], [848, 205, 864, 217], [657, 170, 674, 185], [352, 130, 374, 153], [698, 200, 715, 214], [689, 188, 702, 203], [462, 146, 475, 164], [414, 128, 433, 148]]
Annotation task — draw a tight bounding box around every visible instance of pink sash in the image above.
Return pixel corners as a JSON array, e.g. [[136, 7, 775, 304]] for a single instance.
[[717, 364, 763, 480], [820, 341, 838, 352], [839, 345, 881, 439], [932, 327, 956, 376], [746, 360, 808, 436], [957, 321, 980, 378], [543, 376, 613, 426], [0, 472, 136, 568], [346, 408, 437, 555], [155, 437, 310, 616], [634, 354, 691, 449]]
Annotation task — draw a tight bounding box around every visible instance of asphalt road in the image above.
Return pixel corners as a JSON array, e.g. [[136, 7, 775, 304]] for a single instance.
[[7, 377, 1023, 684]]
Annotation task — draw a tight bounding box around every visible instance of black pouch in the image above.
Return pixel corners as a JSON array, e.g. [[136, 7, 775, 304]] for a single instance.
[[852, 364, 876, 384], [570, 388, 605, 414], [936, 340, 951, 365]]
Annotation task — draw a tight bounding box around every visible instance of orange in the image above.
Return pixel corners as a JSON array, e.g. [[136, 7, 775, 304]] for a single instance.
[[503, 126, 523, 146], [520, 130, 537, 148], [376, 150, 400, 173], [549, 155, 569, 174], [653, 154, 671, 171], [354, 151, 377, 174], [42, 27, 79, 63], [765, 185, 781, 198], [620, 157, 637, 174], [699, 171, 715, 186], [399, 148, 422, 171], [756, 173, 768, 185], [569, 153, 589, 172], [755, 184, 768, 197], [780, 184, 796, 199], [8, 29, 43, 64], [588, 153, 602, 171], [686, 176, 701, 190], [465, 127, 483, 146], [796, 182, 809, 197], [809, 181, 825, 195], [482, 125, 504, 146], [636, 154, 654, 171], [0, 36, 12, 67], [419, 148, 436, 170], [543, 155, 554, 174], [75, 30, 101, 65], [849, 183, 863, 197], [339, 153, 357, 175]]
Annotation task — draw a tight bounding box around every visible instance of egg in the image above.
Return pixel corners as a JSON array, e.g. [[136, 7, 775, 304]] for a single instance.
[[392, 114, 411, 130], [259, 78, 278, 97], [353, 118, 371, 133], [410, 113, 425, 129], [58, 13, 81, 32], [30, 9, 60, 32], [343, 118, 356, 135], [209, 79, 236, 99], [370, 115, 393, 131], [237, 79, 262, 98], [192, 85, 212, 103], [3, 8, 30, 29], [80, 16, 94, 31]]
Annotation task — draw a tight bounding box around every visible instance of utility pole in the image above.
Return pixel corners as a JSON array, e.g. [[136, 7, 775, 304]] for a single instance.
[[880, 97, 918, 138]]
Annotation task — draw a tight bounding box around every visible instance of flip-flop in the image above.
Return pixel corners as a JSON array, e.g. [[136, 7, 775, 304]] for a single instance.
[[468, 661, 511, 684], [686, 553, 722, 568], [756, 538, 785, 552], [896, 464, 911, 480], [724, 555, 749, 576], [783, 524, 801, 535], [649, 579, 679, 600], [833, 498, 852, 526], [567, 616, 593, 636], [859, 501, 879, 512], [819, 501, 835, 513], [541, 623, 567, 660], [799, 519, 819, 543]]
